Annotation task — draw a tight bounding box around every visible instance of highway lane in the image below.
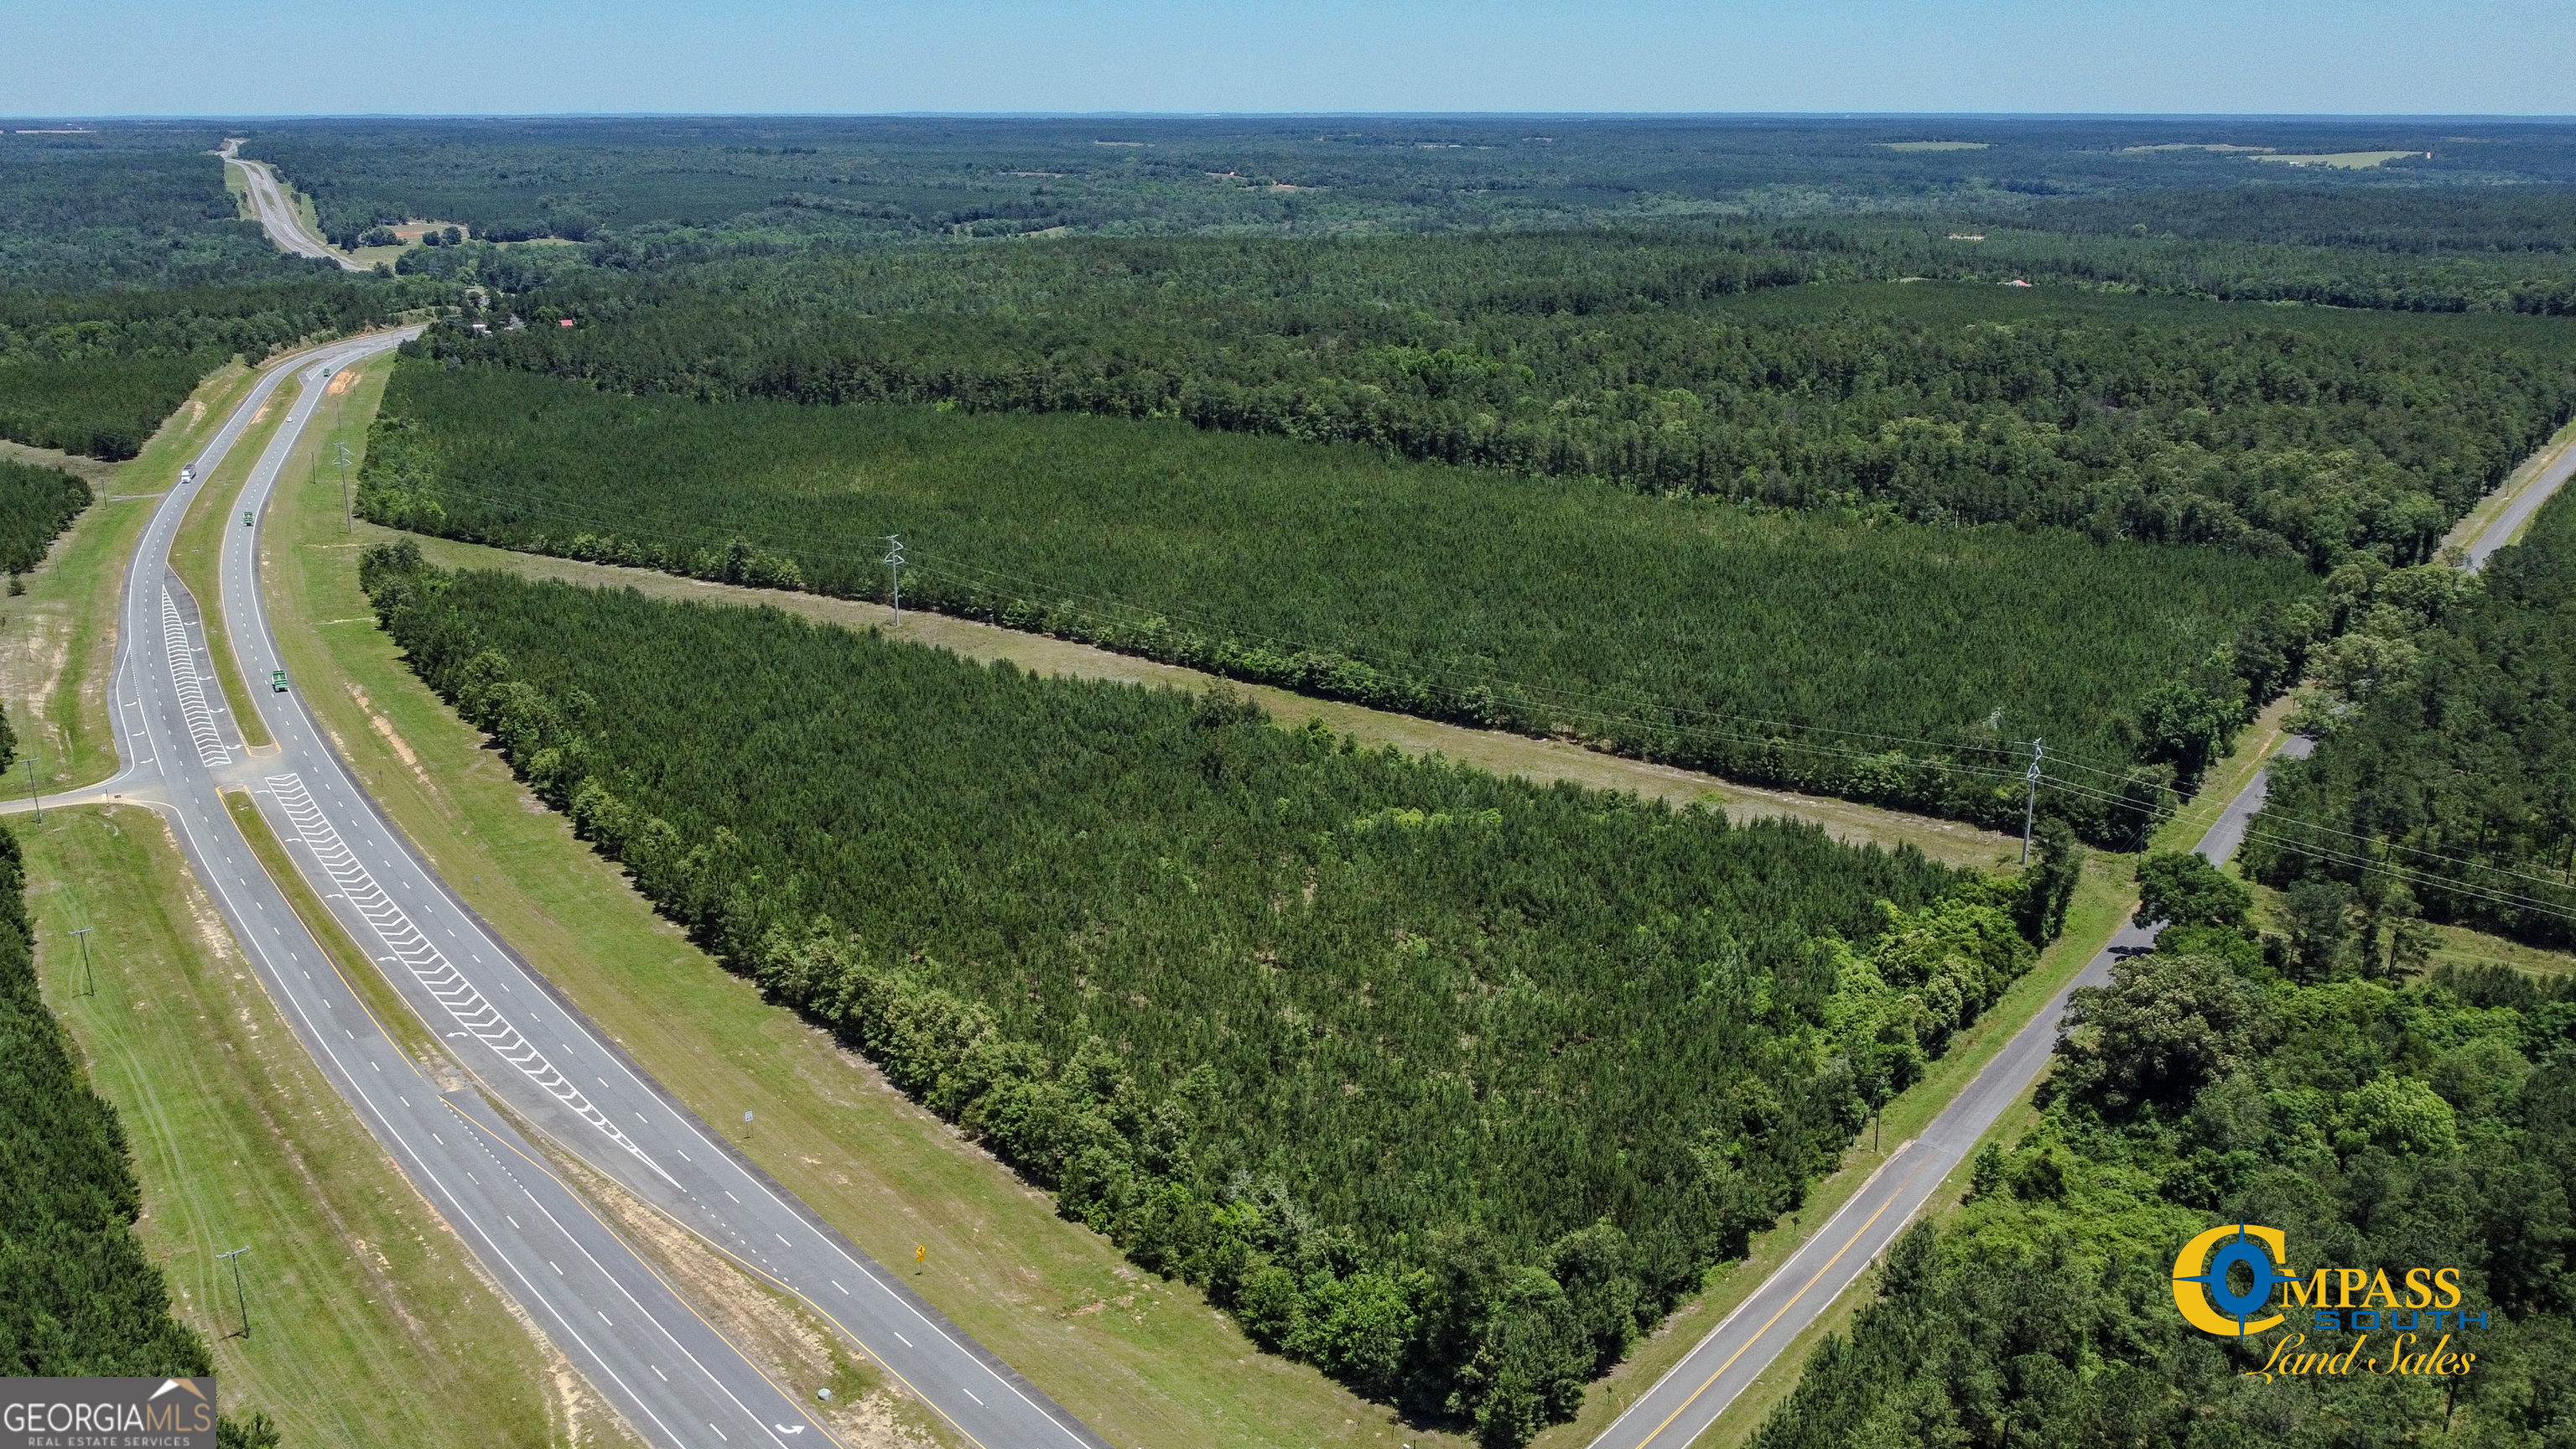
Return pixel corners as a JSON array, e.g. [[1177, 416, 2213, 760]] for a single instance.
[[210, 358, 1109, 1446], [1587, 735, 2313, 1449], [219, 140, 365, 271], [104, 335, 838, 1449]]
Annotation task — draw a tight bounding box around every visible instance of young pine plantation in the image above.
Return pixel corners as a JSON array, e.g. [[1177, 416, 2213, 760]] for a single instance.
[[358, 357, 2322, 845], [359, 546, 2083, 1446]]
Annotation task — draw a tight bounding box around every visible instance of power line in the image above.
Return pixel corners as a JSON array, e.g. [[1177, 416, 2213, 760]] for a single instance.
[[400, 478, 2150, 781]]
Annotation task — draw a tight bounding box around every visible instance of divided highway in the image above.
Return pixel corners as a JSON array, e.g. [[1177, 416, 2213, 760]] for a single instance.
[[50, 335, 1105, 1449], [219, 140, 365, 271]]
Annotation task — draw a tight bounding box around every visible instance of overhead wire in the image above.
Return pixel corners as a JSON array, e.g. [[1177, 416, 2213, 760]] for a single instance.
[[405, 478, 2151, 782]]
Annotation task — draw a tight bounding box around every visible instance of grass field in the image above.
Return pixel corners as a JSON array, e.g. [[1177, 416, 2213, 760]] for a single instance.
[[267, 355, 1464, 1449], [2251, 150, 2420, 168], [0, 360, 263, 792], [21, 805, 589, 1447]]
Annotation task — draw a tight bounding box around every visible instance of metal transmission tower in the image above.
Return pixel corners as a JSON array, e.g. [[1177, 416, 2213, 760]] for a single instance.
[[216, 1247, 252, 1338], [883, 535, 906, 626], [2021, 738, 2044, 864]]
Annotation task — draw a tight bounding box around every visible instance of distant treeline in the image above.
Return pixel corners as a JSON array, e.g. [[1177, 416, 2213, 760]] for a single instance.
[[360, 544, 2083, 1445], [233, 116, 2576, 255], [0, 134, 323, 290], [0, 275, 439, 460], [436, 237, 2576, 564]]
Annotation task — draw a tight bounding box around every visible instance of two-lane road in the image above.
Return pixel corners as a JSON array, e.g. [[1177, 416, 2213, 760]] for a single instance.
[[1588, 735, 2312, 1449]]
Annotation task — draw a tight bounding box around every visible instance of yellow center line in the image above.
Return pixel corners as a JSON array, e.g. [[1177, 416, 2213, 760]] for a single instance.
[[1633, 1154, 1937, 1448]]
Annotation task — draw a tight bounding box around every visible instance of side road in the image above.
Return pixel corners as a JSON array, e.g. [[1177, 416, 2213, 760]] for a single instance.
[[1587, 734, 2311, 1449]]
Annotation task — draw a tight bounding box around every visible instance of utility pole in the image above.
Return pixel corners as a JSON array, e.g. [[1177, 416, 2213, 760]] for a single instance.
[[335, 442, 353, 533], [21, 754, 38, 822], [882, 535, 906, 626], [70, 927, 95, 996], [216, 1247, 252, 1339], [2021, 738, 2044, 865]]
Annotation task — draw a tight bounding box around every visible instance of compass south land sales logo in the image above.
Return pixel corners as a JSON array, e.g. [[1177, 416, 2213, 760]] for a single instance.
[[2172, 1222, 2488, 1382]]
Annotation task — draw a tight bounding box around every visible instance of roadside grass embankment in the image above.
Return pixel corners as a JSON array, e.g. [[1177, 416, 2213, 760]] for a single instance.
[[1, 360, 262, 792], [22, 804, 579, 1449], [274, 360, 1474, 1449]]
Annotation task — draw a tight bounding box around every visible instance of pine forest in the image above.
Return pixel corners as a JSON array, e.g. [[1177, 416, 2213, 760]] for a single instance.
[[356, 356, 2327, 843], [359, 544, 2079, 1444]]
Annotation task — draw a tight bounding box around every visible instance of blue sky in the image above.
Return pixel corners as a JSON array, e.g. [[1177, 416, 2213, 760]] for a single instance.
[[17, 0, 2569, 117]]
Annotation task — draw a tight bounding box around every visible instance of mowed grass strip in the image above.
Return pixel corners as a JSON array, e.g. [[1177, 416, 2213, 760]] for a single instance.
[[0, 360, 262, 790], [268, 356, 1463, 1449], [23, 806, 569, 1448], [220, 787, 442, 1062]]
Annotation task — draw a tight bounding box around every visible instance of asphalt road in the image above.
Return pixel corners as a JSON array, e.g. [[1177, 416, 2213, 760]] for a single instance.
[[1587, 735, 2313, 1449], [219, 140, 366, 271], [42, 335, 1104, 1449], [2465, 430, 2576, 570]]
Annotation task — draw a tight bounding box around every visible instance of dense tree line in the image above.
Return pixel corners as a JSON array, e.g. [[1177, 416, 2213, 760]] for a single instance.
[[431, 240, 2576, 563], [0, 460, 91, 580], [359, 545, 2085, 1444], [360, 359, 2319, 843], [0, 814, 206, 1377], [1753, 856, 2576, 1448], [236, 117, 2576, 255], [0, 134, 325, 291], [0, 275, 440, 459], [0, 716, 281, 1446], [2015, 184, 2576, 256], [2246, 491, 2576, 949], [0, 352, 219, 459]]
